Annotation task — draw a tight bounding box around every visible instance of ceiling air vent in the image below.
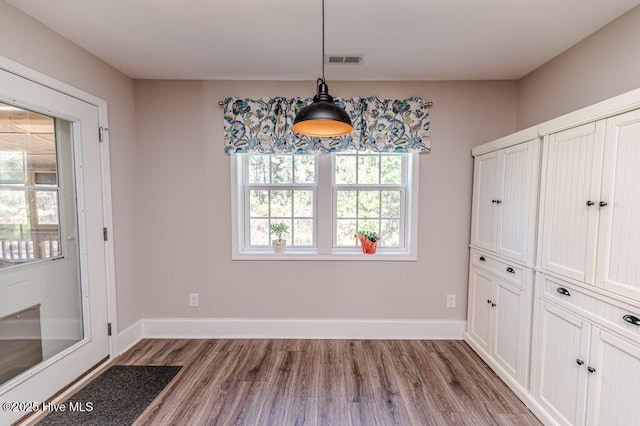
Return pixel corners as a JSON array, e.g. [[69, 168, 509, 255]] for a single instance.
[[325, 54, 363, 65]]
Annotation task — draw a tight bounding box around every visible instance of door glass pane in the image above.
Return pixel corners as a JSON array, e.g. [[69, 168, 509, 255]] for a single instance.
[[0, 102, 83, 386]]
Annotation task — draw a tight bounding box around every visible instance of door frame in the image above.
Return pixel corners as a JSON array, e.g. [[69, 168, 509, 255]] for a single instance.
[[0, 55, 118, 357]]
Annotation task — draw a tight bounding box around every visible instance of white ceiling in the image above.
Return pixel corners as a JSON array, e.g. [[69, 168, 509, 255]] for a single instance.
[[7, 0, 640, 80]]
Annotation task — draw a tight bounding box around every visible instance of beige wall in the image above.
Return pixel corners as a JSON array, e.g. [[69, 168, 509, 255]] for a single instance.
[[517, 5, 640, 129], [0, 1, 141, 329], [134, 80, 517, 320]]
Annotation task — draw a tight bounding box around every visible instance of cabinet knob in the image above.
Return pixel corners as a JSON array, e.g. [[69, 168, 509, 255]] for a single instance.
[[623, 315, 640, 326], [587, 366, 596, 373], [556, 287, 571, 296], [496, 200, 502, 204], [487, 299, 492, 304], [576, 359, 584, 366], [506, 267, 515, 273], [586, 201, 595, 207], [491, 303, 496, 307], [491, 199, 497, 204], [479, 256, 486, 261], [599, 201, 608, 207]]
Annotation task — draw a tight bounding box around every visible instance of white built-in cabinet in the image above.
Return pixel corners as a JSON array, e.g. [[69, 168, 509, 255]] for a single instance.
[[531, 106, 640, 425], [467, 89, 640, 426], [468, 263, 530, 384], [539, 109, 640, 300], [465, 128, 540, 394], [531, 274, 640, 426], [471, 138, 540, 265]]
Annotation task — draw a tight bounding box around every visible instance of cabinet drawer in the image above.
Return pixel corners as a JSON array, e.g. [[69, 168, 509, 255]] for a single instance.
[[541, 274, 640, 343], [471, 250, 523, 285]]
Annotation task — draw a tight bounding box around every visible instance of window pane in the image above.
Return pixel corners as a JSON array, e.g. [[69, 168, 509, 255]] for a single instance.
[[336, 219, 357, 246], [248, 155, 269, 184], [0, 151, 26, 183], [380, 155, 402, 184], [294, 155, 315, 184], [36, 190, 59, 225], [381, 191, 401, 218], [335, 155, 356, 184], [293, 219, 313, 245], [271, 155, 293, 184], [357, 155, 379, 184], [249, 190, 269, 217], [250, 219, 269, 245], [270, 190, 292, 217], [270, 219, 292, 243], [380, 220, 400, 247], [358, 191, 380, 218], [336, 190, 356, 218], [358, 219, 379, 234], [0, 189, 28, 224], [293, 190, 313, 217]]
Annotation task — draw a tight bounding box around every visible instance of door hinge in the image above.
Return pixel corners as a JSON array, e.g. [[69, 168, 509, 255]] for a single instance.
[[103, 227, 108, 241], [98, 126, 108, 142], [107, 322, 112, 336]]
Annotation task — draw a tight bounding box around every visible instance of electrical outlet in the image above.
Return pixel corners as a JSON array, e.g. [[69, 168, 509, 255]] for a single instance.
[[446, 294, 456, 308], [189, 293, 199, 307]]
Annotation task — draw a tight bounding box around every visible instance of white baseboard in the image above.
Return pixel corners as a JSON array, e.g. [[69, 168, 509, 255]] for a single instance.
[[117, 320, 143, 355], [141, 318, 466, 340]]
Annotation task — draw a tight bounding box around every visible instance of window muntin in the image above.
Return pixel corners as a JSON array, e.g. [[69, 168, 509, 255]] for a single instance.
[[244, 154, 317, 248], [333, 150, 407, 249]]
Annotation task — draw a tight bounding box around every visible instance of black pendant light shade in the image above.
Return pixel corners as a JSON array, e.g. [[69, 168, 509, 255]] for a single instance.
[[293, 0, 352, 137], [293, 78, 353, 137]]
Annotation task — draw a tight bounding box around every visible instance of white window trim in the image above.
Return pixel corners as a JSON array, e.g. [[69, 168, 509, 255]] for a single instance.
[[230, 153, 419, 261]]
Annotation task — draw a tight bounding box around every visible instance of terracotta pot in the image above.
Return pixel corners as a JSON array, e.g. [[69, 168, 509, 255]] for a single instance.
[[357, 235, 378, 254]]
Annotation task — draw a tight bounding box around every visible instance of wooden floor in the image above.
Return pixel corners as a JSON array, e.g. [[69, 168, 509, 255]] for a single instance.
[[108, 339, 541, 425]]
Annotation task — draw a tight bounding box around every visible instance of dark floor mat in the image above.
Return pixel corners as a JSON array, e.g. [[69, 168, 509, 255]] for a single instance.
[[38, 365, 181, 425]]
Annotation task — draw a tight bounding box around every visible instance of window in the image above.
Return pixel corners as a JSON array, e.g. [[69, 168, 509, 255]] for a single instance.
[[334, 150, 406, 248], [244, 154, 316, 248], [232, 152, 418, 260]]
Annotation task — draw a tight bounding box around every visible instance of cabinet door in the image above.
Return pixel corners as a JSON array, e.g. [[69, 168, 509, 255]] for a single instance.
[[534, 302, 591, 426], [541, 122, 605, 284], [468, 267, 493, 354], [492, 278, 524, 381], [471, 151, 500, 252], [497, 141, 532, 262], [586, 328, 640, 426], [597, 110, 640, 300]]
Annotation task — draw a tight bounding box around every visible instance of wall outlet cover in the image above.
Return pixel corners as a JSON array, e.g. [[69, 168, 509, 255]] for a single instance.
[[446, 294, 456, 308], [189, 293, 199, 307]]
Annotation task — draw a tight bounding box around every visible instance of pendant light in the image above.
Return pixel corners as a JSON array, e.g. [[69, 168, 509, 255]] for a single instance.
[[293, 0, 353, 137]]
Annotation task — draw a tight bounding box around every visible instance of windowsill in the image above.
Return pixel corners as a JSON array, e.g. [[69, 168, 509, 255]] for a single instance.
[[232, 249, 417, 261]]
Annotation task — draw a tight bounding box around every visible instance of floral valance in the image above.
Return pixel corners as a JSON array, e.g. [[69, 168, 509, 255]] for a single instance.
[[223, 96, 430, 154]]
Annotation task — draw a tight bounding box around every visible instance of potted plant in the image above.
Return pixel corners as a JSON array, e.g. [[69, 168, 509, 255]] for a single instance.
[[270, 223, 289, 253], [355, 230, 380, 254]]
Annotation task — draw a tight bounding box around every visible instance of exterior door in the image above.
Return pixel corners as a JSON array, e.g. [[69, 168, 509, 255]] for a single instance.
[[0, 69, 109, 425], [541, 122, 605, 284], [534, 301, 591, 426], [597, 109, 640, 300], [471, 151, 500, 252], [496, 142, 531, 262]]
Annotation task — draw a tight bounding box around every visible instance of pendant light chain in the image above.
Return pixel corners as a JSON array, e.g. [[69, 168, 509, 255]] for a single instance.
[[322, 0, 325, 83]]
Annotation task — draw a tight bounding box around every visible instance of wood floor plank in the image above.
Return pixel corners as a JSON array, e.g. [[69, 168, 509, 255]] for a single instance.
[[49, 339, 541, 426]]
